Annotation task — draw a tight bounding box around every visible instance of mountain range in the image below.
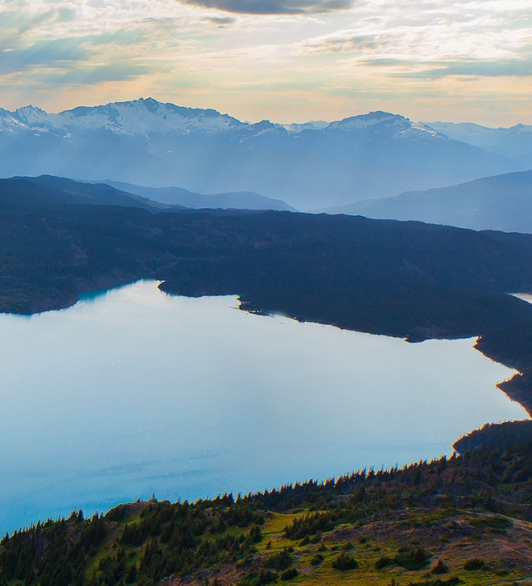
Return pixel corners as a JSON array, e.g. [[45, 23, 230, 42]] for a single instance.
[[425, 120, 532, 167], [0, 98, 523, 209], [324, 170, 532, 234]]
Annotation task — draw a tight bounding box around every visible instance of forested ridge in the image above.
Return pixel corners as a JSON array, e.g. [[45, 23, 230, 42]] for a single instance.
[[2, 203, 532, 334], [454, 420, 532, 453], [2, 443, 532, 585]]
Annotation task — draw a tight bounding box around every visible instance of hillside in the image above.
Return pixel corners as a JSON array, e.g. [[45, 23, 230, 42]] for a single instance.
[[3, 442, 532, 586], [454, 420, 532, 453], [1, 205, 532, 335], [0, 176, 172, 212], [321, 170, 532, 234], [0, 175, 292, 214], [0, 99, 520, 208]]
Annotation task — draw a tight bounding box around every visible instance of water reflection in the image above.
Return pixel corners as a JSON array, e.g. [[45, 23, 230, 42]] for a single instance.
[[0, 280, 526, 533]]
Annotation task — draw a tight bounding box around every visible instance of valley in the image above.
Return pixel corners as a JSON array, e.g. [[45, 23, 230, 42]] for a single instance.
[[3, 0, 532, 582], [1, 102, 532, 586]]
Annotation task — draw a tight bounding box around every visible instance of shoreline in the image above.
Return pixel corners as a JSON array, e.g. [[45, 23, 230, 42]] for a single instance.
[[4, 276, 531, 419], [0, 281, 526, 521]]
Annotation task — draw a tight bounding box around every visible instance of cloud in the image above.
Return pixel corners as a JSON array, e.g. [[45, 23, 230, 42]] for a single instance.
[[201, 15, 237, 25], [348, 56, 532, 80], [419, 59, 532, 79], [297, 0, 532, 68], [35, 63, 152, 85], [0, 0, 531, 126], [178, 0, 353, 15], [0, 38, 90, 74]]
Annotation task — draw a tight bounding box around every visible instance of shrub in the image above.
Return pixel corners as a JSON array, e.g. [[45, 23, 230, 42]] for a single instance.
[[280, 568, 299, 581], [406, 576, 461, 586], [332, 552, 359, 571], [375, 556, 394, 569], [249, 525, 263, 544], [431, 559, 449, 574], [394, 547, 430, 571], [470, 516, 512, 533], [266, 548, 293, 571], [238, 569, 277, 585], [463, 558, 485, 571], [309, 532, 322, 544]]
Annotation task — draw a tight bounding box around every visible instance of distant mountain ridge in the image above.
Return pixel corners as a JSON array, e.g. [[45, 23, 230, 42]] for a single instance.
[[0, 175, 294, 214], [0, 98, 522, 209], [0, 99, 244, 136], [0, 175, 170, 211], [323, 170, 532, 234], [0, 100, 428, 138], [103, 180, 296, 211], [425, 120, 532, 167]]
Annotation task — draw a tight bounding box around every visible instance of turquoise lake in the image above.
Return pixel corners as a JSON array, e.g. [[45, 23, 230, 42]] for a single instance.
[[0, 280, 526, 533]]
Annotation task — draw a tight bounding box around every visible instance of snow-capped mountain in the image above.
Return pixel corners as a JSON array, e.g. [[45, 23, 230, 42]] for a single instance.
[[326, 111, 440, 139], [0, 98, 245, 137], [0, 98, 522, 209]]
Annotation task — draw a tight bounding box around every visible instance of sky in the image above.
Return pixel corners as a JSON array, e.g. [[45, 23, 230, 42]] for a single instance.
[[0, 0, 531, 125]]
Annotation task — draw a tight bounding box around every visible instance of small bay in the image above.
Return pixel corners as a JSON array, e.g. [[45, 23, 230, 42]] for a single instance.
[[0, 280, 526, 534]]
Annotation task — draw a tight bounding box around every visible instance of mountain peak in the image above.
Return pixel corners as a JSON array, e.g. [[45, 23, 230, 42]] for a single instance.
[[510, 123, 532, 132], [13, 105, 48, 125], [326, 111, 439, 139], [327, 110, 399, 129], [49, 99, 245, 136], [15, 105, 46, 115]]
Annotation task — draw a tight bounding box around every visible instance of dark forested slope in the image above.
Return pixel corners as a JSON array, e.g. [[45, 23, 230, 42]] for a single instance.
[[454, 420, 532, 453], [0, 176, 169, 211], [2, 205, 532, 333]]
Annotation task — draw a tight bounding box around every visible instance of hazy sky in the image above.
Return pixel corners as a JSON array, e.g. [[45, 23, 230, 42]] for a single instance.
[[0, 0, 531, 125]]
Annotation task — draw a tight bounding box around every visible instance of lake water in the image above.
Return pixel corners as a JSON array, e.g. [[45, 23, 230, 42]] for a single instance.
[[0, 280, 526, 534]]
